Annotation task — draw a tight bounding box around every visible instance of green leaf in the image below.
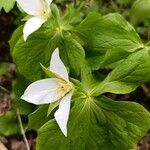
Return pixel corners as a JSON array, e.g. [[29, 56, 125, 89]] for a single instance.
[[130, 0, 150, 25], [12, 74, 34, 115], [50, 4, 60, 21], [0, 0, 15, 12], [11, 22, 85, 81], [74, 12, 102, 42], [81, 61, 97, 91], [63, 4, 84, 25], [92, 47, 150, 95], [0, 111, 20, 136], [37, 96, 150, 150], [76, 13, 143, 70], [47, 101, 59, 117], [11, 27, 60, 81], [9, 25, 23, 53], [59, 36, 85, 76], [28, 105, 52, 130]]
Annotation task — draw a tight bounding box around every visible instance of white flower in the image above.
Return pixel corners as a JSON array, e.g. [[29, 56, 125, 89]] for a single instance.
[[21, 48, 73, 136], [16, 0, 52, 41]]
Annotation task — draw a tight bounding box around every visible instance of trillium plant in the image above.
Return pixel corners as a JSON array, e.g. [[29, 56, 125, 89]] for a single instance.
[[21, 48, 73, 136], [1, 0, 150, 150]]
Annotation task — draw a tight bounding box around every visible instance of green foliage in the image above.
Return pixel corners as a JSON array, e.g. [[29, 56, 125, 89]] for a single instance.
[[37, 96, 150, 150], [10, 7, 85, 81], [7, 2, 150, 150], [130, 0, 150, 25], [28, 105, 52, 130], [0, 111, 20, 135], [92, 47, 150, 95], [0, 0, 15, 12], [59, 36, 85, 76], [9, 25, 24, 52], [75, 13, 143, 70], [12, 74, 34, 115], [11, 27, 60, 81]]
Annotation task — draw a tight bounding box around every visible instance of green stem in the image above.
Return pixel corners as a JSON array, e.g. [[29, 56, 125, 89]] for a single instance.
[[17, 109, 30, 150], [0, 86, 10, 94]]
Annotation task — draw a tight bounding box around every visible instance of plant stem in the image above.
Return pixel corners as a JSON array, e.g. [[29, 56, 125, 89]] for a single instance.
[[17, 109, 30, 150], [141, 84, 149, 95], [0, 86, 10, 94]]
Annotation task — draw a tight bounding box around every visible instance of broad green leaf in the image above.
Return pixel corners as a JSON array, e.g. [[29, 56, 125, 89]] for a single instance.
[[74, 12, 102, 43], [75, 13, 143, 70], [12, 27, 60, 81], [11, 23, 85, 81], [92, 47, 150, 95], [47, 101, 59, 116], [12, 74, 34, 115], [59, 36, 85, 76], [81, 61, 97, 91], [81, 62, 93, 88], [9, 25, 23, 53], [40, 35, 85, 77], [28, 105, 52, 130], [0, 0, 15, 12], [70, 78, 83, 92], [0, 111, 20, 135], [37, 96, 150, 150], [130, 0, 150, 25], [50, 4, 60, 21]]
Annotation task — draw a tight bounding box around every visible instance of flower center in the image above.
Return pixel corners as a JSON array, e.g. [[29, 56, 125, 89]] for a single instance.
[[39, 8, 50, 20], [38, 1, 50, 20], [58, 82, 72, 96]]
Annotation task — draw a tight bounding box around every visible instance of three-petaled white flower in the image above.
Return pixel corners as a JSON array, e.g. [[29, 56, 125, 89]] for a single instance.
[[21, 48, 73, 136], [16, 0, 52, 41]]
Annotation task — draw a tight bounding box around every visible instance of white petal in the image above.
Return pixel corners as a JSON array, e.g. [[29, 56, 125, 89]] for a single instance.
[[54, 91, 73, 136], [50, 48, 69, 81], [21, 78, 62, 105], [23, 17, 45, 41], [16, 0, 42, 16]]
